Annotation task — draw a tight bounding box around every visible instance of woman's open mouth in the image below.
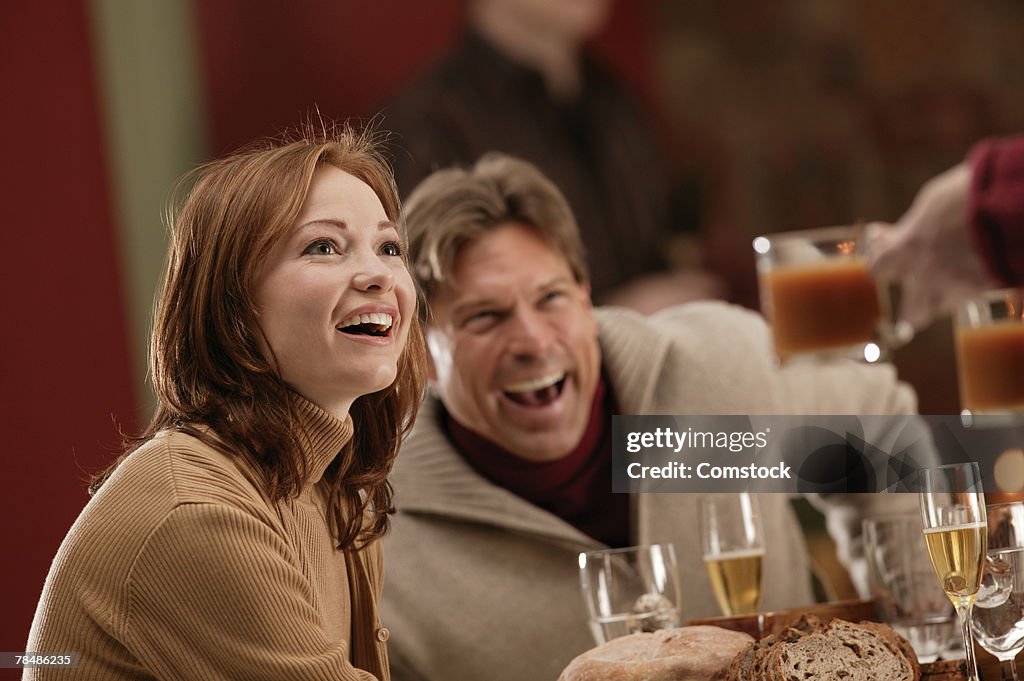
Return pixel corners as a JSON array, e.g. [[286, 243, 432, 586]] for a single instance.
[[336, 312, 393, 338], [501, 371, 567, 407]]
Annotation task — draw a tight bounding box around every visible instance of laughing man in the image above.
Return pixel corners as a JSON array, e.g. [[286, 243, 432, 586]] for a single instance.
[[381, 154, 920, 681]]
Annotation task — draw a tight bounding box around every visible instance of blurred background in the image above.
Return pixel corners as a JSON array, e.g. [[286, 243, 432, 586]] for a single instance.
[[3, 0, 1024, 660]]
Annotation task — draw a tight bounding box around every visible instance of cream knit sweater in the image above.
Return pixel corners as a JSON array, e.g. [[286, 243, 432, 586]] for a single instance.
[[382, 303, 923, 681], [26, 398, 390, 680]]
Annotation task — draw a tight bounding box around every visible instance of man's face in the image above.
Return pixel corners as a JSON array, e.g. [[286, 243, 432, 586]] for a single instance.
[[426, 222, 601, 462]]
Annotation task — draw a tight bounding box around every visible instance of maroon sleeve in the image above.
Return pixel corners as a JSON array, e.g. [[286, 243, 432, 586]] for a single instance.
[[967, 135, 1024, 285]]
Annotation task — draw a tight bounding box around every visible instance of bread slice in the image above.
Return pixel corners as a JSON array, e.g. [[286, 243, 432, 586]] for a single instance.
[[764, 618, 824, 681], [772, 619, 915, 680], [856, 620, 920, 680], [721, 615, 823, 681]]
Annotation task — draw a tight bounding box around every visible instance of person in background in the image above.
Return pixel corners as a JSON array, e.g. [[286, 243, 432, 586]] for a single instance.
[[26, 127, 426, 680], [380, 153, 923, 681], [382, 0, 723, 312], [870, 135, 1024, 329]]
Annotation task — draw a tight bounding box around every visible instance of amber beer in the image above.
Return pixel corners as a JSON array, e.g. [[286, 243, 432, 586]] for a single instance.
[[765, 258, 881, 359], [956, 322, 1024, 413]]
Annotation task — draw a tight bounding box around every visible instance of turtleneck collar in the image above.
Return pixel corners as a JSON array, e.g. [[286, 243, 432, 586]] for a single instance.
[[293, 395, 354, 486], [442, 375, 631, 547]]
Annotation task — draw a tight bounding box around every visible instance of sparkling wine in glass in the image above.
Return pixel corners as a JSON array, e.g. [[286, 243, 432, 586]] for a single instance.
[[701, 493, 765, 617], [920, 462, 988, 681], [974, 502, 1024, 681]]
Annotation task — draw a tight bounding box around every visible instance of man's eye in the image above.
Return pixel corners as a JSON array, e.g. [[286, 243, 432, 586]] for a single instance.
[[381, 241, 403, 257], [463, 310, 499, 327], [540, 291, 564, 304], [304, 239, 337, 256]]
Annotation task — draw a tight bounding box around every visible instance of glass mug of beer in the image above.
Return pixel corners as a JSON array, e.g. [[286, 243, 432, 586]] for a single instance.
[[955, 287, 1024, 422], [753, 225, 911, 364]]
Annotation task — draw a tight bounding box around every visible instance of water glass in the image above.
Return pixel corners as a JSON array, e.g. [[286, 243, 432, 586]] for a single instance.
[[974, 502, 1024, 680], [863, 514, 961, 663], [578, 543, 681, 645]]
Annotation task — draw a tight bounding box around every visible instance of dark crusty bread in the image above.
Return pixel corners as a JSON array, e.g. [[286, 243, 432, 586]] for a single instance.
[[722, 617, 918, 681], [559, 626, 754, 681], [856, 619, 920, 680], [762, 617, 821, 681], [720, 615, 821, 681], [774, 619, 915, 681]]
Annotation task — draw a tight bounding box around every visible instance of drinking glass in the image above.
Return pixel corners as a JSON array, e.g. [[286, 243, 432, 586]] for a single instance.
[[578, 543, 681, 645], [700, 493, 765, 617], [955, 287, 1024, 423], [753, 225, 911, 364], [974, 502, 1024, 681], [863, 514, 961, 663], [920, 462, 988, 681]]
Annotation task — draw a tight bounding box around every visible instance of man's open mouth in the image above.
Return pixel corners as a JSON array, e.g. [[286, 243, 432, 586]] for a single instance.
[[337, 312, 393, 337], [502, 371, 567, 407]]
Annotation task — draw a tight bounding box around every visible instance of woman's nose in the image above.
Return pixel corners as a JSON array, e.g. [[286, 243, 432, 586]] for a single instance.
[[350, 251, 395, 292]]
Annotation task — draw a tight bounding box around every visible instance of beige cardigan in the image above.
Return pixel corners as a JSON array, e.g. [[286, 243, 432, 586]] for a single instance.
[[381, 302, 921, 681], [26, 398, 390, 680]]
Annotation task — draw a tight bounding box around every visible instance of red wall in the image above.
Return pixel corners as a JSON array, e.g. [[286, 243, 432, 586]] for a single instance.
[[0, 0, 138, 660]]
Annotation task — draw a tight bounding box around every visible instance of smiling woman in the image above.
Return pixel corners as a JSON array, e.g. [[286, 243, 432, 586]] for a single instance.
[[25, 124, 426, 681], [254, 164, 418, 422]]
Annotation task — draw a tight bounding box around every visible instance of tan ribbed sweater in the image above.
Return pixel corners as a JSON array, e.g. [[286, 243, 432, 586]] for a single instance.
[[26, 398, 390, 681]]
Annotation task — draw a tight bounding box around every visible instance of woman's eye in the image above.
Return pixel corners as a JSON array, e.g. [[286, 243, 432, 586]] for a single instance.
[[304, 239, 337, 256], [381, 241, 403, 257]]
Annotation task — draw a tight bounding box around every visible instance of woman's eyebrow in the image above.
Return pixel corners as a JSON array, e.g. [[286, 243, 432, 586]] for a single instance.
[[296, 219, 398, 232]]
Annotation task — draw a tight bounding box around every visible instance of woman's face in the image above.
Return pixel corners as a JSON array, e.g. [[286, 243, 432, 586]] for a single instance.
[[253, 165, 416, 418]]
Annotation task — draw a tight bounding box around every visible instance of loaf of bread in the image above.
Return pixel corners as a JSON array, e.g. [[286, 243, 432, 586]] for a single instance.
[[721, 616, 919, 681], [557, 626, 754, 681]]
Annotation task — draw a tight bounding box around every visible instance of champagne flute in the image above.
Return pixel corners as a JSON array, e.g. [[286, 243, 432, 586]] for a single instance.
[[920, 462, 988, 681], [700, 493, 765, 617], [974, 502, 1024, 681], [578, 543, 682, 645]]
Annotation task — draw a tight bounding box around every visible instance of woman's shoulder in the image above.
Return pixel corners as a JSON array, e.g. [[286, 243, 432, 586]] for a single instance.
[[106, 430, 267, 509], [60, 432, 278, 572], [68, 432, 272, 552]]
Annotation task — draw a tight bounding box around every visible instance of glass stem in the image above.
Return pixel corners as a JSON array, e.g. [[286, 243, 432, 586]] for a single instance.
[[958, 603, 981, 681], [1001, 658, 1020, 681]]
